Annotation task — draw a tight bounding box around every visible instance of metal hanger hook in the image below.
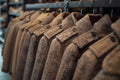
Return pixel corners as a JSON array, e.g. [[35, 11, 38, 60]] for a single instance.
[[111, 9, 114, 18]]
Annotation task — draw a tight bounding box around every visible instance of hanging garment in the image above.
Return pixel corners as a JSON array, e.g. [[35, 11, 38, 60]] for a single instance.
[[12, 12, 48, 79], [93, 45, 120, 80], [14, 12, 59, 80], [41, 14, 101, 80], [3, 11, 120, 80], [23, 12, 70, 80], [73, 33, 118, 80], [30, 12, 82, 80], [93, 20, 120, 80], [11, 12, 51, 77], [9, 11, 42, 73], [73, 19, 120, 80], [11, 11, 41, 75], [12, 13, 50, 80], [103, 20, 120, 75], [2, 11, 35, 73], [56, 15, 113, 80]]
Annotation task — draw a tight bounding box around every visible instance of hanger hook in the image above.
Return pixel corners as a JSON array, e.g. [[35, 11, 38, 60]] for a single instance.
[[111, 9, 114, 18], [93, 9, 95, 14], [109, 0, 112, 4], [79, 0, 84, 15], [80, 9, 83, 14]]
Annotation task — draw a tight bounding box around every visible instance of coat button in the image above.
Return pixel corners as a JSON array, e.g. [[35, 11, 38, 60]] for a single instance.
[[58, 24, 63, 29], [47, 25, 51, 29], [110, 36, 116, 42], [72, 28, 77, 32], [91, 31, 97, 37]]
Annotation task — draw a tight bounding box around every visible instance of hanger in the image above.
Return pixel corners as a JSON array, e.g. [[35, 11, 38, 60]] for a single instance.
[[111, 8, 114, 18]]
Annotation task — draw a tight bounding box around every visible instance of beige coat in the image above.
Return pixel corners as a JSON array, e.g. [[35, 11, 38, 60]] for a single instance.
[[2, 11, 35, 73], [14, 12, 59, 80], [93, 20, 120, 80], [30, 12, 81, 80], [56, 15, 112, 80], [41, 14, 101, 80], [23, 12, 70, 80]]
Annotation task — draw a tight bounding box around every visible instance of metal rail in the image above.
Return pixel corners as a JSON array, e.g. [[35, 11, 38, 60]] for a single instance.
[[25, 0, 120, 10]]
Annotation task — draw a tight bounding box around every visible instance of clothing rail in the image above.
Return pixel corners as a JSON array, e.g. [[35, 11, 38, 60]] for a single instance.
[[25, 0, 120, 11]]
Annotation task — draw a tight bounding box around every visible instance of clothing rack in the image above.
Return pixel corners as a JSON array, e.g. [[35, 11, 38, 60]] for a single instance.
[[7, 0, 24, 23], [25, 0, 120, 12], [0, 0, 7, 27], [0, 0, 7, 43]]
